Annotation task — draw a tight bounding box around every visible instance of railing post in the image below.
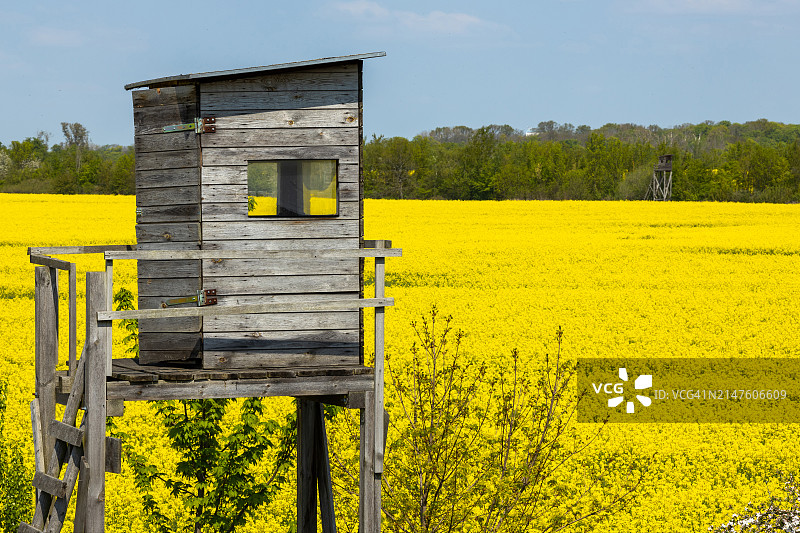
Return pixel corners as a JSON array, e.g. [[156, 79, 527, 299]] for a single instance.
[[34, 266, 58, 471], [85, 271, 109, 531], [373, 243, 385, 476], [105, 259, 113, 376], [69, 262, 77, 376]]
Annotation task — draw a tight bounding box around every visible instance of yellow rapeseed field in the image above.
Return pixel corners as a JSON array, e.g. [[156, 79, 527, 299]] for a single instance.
[[1, 193, 798, 532]]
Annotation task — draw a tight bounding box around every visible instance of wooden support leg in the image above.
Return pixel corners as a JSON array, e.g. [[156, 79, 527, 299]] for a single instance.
[[358, 391, 380, 532], [85, 271, 109, 532], [297, 399, 317, 533], [34, 266, 58, 472], [316, 404, 336, 533]]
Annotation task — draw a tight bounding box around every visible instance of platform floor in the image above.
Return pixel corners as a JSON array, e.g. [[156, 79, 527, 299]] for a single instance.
[[104, 358, 375, 401]]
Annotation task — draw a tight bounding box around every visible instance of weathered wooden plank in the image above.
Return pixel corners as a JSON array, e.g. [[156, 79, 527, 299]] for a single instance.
[[28, 244, 135, 256], [201, 163, 358, 186], [139, 317, 201, 333], [85, 272, 108, 531], [105, 437, 122, 474], [202, 200, 359, 221], [205, 310, 360, 332], [137, 241, 200, 251], [202, 91, 358, 112], [207, 109, 359, 129], [138, 276, 201, 297], [359, 391, 376, 531], [111, 247, 395, 261], [137, 167, 200, 189], [29, 254, 71, 271], [136, 222, 200, 243], [374, 252, 385, 475], [316, 403, 337, 533], [49, 419, 84, 447], [297, 400, 317, 533], [201, 182, 358, 203], [30, 400, 44, 475], [205, 328, 358, 345], [137, 204, 200, 224], [106, 374, 375, 401], [17, 522, 41, 533], [200, 69, 357, 93], [135, 150, 199, 171], [107, 399, 125, 418], [203, 274, 359, 295], [202, 146, 358, 166], [134, 103, 196, 135], [203, 238, 359, 251], [201, 128, 358, 148], [137, 185, 200, 207], [104, 299, 388, 321], [32, 471, 67, 499], [203, 219, 358, 240], [203, 350, 359, 369], [136, 130, 198, 152], [138, 259, 200, 279], [133, 86, 197, 108], [202, 258, 358, 277], [34, 267, 57, 473], [69, 263, 76, 376], [139, 333, 202, 355], [73, 458, 89, 533]]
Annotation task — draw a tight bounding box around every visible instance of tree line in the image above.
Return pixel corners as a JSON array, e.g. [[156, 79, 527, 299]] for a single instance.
[[365, 119, 800, 202], [2, 119, 800, 202]]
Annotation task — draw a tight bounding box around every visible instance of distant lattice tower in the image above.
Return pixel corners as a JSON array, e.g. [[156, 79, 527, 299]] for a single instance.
[[646, 154, 673, 201]]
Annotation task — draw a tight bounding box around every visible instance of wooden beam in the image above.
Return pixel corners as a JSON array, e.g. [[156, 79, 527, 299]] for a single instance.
[[29, 254, 72, 271], [297, 400, 317, 533], [374, 249, 386, 475], [49, 419, 84, 447], [106, 374, 374, 401], [29, 400, 44, 474], [85, 271, 109, 531], [317, 403, 337, 533], [104, 247, 401, 260], [98, 297, 394, 321], [359, 391, 377, 531], [73, 458, 89, 533], [69, 263, 77, 376], [34, 267, 58, 473], [28, 244, 136, 256], [32, 471, 67, 499]]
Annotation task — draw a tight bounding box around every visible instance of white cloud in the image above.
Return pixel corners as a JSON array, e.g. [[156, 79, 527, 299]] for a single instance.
[[29, 27, 86, 47], [333, 1, 505, 36], [620, 0, 800, 14]]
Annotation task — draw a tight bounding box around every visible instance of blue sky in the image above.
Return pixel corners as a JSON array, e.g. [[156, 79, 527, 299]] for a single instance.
[[1, 0, 799, 146]]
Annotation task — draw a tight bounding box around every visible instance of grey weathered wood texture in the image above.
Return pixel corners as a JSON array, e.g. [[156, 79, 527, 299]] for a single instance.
[[35, 267, 58, 472], [85, 272, 108, 531], [134, 85, 202, 364]]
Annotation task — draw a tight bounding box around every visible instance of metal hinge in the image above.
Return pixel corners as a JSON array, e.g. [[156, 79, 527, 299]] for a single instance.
[[161, 117, 216, 134], [163, 289, 217, 307]]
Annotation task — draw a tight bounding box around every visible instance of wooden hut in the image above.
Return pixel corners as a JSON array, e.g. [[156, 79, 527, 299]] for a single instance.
[[125, 51, 384, 367], [23, 52, 394, 533]]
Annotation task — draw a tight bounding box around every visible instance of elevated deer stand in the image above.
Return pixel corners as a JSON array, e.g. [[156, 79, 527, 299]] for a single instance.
[[21, 52, 394, 533]]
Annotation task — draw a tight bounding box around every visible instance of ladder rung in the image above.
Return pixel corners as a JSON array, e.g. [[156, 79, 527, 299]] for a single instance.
[[49, 420, 84, 447], [32, 471, 67, 499], [17, 522, 43, 533]]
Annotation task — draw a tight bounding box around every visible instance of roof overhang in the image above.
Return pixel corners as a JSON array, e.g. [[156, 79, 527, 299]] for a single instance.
[[124, 51, 386, 91]]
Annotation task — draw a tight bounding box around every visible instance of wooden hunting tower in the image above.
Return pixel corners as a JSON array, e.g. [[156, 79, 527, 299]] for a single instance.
[[23, 52, 394, 533], [126, 51, 385, 368], [646, 154, 673, 201]]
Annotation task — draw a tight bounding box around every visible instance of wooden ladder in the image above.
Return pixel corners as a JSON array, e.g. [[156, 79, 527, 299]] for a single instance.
[[19, 352, 121, 533]]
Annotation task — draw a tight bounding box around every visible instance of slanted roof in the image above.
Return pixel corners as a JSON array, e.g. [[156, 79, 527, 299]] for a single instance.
[[124, 51, 386, 90]]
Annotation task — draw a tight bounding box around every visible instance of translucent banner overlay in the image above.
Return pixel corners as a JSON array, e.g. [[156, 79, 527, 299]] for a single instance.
[[577, 358, 800, 423]]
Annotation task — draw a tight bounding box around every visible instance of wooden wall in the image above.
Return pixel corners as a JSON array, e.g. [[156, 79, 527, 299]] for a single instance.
[[198, 62, 364, 368], [133, 86, 203, 364]]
